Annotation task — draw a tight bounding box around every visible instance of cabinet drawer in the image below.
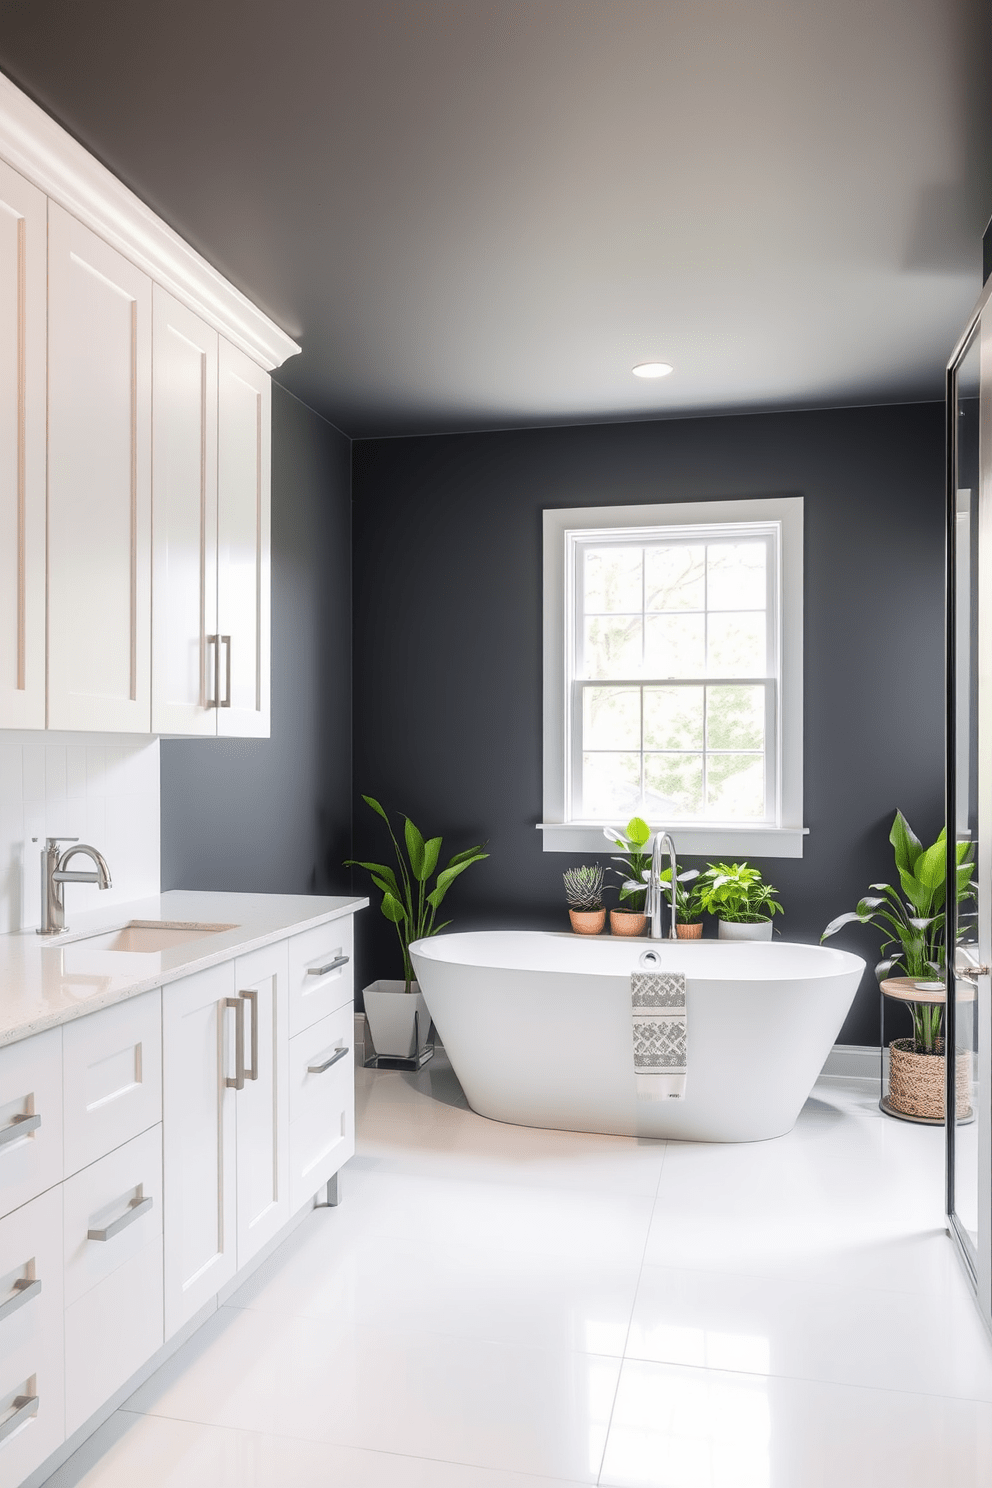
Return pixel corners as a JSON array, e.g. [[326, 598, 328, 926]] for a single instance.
[[63, 1125, 162, 1309], [0, 1029, 63, 1221], [288, 1004, 355, 1214], [63, 991, 162, 1176], [0, 1186, 64, 1488], [64, 1236, 162, 1436], [287, 917, 354, 1037]]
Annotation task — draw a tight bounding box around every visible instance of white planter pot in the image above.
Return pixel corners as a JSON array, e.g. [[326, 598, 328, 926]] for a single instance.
[[718, 918, 774, 941], [363, 980, 432, 1058]]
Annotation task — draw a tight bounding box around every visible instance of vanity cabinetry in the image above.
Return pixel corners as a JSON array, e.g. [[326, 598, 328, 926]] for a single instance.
[[0, 896, 360, 1487]]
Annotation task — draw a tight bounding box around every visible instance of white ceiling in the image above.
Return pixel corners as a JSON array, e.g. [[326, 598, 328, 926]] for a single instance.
[[0, 0, 988, 435]]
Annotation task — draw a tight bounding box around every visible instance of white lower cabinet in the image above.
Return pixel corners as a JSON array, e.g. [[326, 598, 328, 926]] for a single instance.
[[62, 1125, 162, 1435], [288, 1002, 355, 1215], [232, 942, 290, 1267], [162, 961, 238, 1338], [0, 1030, 62, 1223], [0, 1186, 64, 1488]]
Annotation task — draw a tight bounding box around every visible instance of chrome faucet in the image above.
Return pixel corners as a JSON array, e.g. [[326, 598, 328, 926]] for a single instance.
[[38, 837, 112, 936], [647, 831, 679, 940]]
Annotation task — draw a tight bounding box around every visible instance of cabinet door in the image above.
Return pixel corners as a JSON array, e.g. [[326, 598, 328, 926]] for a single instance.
[[47, 203, 152, 732], [0, 1028, 63, 1223], [0, 160, 45, 729], [162, 961, 236, 1338], [288, 1002, 354, 1214], [217, 338, 270, 739], [232, 941, 289, 1266], [151, 287, 219, 735]]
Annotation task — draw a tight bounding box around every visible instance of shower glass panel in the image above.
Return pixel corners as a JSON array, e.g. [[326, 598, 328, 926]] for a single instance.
[[947, 308, 989, 1311]]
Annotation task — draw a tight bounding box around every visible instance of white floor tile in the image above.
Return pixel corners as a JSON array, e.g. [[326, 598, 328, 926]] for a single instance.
[[229, 1207, 641, 1355], [125, 1305, 620, 1483], [50, 1411, 591, 1488], [599, 1357, 992, 1488], [625, 1262, 992, 1400]]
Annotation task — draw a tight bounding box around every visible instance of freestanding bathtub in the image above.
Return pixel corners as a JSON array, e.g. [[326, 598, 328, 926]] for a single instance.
[[410, 932, 865, 1142]]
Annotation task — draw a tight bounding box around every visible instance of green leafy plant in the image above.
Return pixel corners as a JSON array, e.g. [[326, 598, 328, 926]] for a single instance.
[[604, 816, 651, 911], [563, 864, 605, 911], [821, 810, 975, 1053], [659, 866, 705, 923], [696, 862, 784, 924], [345, 796, 488, 992]]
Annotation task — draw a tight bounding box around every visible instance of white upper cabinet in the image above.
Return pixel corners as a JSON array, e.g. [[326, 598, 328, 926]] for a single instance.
[[0, 159, 46, 729], [151, 287, 219, 735], [47, 204, 152, 732], [217, 340, 271, 739]]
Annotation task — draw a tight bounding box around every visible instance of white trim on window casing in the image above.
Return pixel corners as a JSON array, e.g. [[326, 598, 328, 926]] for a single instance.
[[542, 496, 805, 858]]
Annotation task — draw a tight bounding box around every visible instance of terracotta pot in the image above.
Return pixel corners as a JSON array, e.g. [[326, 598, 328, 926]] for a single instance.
[[676, 921, 703, 939], [888, 1038, 973, 1122], [569, 908, 606, 935], [610, 910, 647, 937]]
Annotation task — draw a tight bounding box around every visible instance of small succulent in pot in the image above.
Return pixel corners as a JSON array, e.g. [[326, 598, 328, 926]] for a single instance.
[[563, 864, 606, 935]]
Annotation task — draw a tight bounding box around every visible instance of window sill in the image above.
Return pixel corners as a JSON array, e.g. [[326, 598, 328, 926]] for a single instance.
[[537, 824, 808, 859]]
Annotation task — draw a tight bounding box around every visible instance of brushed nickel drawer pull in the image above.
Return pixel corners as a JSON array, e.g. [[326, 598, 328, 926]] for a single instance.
[[225, 996, 245, 1089], [221, 635, 232, 707], [0, 1113, 40, 1149], [307, 955, 349, 977], [0, 1394, 38, 1444], [88, 1194, 153, 1242], [308, 1046, 349, 1075], [240, 989, 259, 1081], [0, 1278, 41, 1324]]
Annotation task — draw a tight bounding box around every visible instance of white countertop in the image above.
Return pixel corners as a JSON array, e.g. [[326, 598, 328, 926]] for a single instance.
[[0, 890, 369, 1048]]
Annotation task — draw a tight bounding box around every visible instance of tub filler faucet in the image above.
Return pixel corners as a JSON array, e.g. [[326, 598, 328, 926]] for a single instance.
[[38, 837, 112, 936], [647, 831, 679, 940]]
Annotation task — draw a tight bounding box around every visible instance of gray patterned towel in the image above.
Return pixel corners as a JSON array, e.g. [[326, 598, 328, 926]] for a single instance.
[[631, 970, 687, 1102]]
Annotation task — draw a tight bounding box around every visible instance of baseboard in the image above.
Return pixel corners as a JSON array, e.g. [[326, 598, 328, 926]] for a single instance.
[[820, 1043, 880, 1079]]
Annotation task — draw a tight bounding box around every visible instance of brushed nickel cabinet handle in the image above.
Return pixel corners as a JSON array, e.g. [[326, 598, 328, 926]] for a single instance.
[[225, 996, 245, 1089], [0, 1113, 40, 1149], [240, 989, 259, 1081], [88, 1195, 153, 1242], [307, 955, 349, 977], [0, 1278, 41, 1324], [0, 1394, 38, 1444], [308, 1046, 349, 1074], [207, 634, 219, 708], [221, 635, 231, 707]]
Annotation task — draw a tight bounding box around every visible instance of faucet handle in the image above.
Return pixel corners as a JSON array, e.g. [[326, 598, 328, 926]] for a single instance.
[[45, 836, 78, 851]]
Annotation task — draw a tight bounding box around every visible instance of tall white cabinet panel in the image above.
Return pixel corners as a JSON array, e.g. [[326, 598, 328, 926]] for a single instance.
[[217, 339, 271, 739], [151, 287, 219, 735], [233, 940, 289, 1265], [0, 159, 45, 729], [47, 203, 152, 732], [162, 961, 237, 1339]]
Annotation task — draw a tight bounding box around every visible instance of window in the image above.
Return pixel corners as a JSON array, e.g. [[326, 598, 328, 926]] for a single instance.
[[542, 498, 804, 857]]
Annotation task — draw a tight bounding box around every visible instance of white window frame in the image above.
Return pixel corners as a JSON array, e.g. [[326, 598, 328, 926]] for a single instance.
[[541, 497, 806, 857]]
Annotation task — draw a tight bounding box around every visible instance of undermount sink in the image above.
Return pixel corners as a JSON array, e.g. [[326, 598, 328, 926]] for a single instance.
[[82, 920, 238, 953]]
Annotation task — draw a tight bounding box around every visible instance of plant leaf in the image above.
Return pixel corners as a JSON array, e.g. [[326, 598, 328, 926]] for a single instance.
[[344, 859, 401, 897], [822, 910, 872, 940], [445, 844, 488, 869], [361, 795, 390, 824], [427, 854, 487, 909], [890, 810, 923, 876], [404, 818, 426, 879], [380, 892, 407, 924], [626, 816, 651, 846], [421, 836, 442, 882]]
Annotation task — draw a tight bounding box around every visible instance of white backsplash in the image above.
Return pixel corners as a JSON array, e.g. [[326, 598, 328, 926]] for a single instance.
[[0, 732, 160, 934]]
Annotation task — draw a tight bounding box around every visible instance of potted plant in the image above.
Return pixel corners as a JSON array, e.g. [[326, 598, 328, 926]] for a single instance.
[[659, 866, 706, 938], [345, 796, 487, 1060], [563, 865, 606, 934], [821, 809, 975, 1122], [604, 816, 651, 935], [697, 862, 783, 940]]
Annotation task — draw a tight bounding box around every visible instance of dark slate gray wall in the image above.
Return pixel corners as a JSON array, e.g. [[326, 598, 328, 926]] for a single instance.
[[161, 385, 352, 895], [351, 403, 945, 1045]]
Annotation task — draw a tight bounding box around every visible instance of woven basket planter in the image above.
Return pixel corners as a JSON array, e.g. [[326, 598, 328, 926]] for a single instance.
[[888, 1038, 973, 1121]]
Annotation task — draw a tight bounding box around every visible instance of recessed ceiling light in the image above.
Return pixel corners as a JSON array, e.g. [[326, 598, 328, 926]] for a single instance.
[[633, 361, 674, 379]]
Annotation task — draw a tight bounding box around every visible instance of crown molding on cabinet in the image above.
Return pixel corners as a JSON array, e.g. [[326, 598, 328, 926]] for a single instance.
[[0, 71, 301, 371]]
